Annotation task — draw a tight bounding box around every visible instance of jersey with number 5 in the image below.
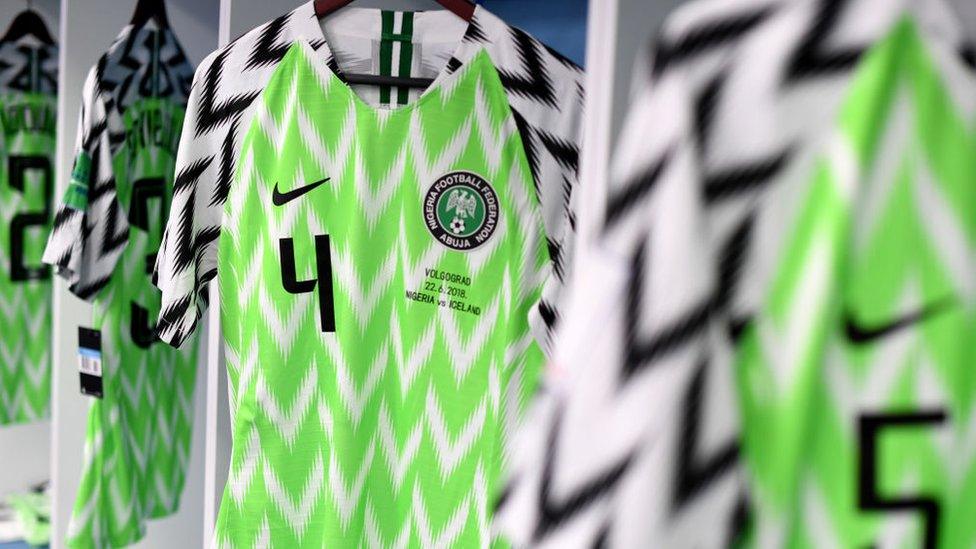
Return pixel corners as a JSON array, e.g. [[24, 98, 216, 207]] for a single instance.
[[735, 16, 976, 549], [495, 3, 976, 548]]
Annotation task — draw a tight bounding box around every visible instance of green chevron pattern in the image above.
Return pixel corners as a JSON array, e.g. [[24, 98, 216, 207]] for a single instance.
[[215, 42, 548, 547], [0, 92, 56, 425], [737, 18, 976, 548], [66, 99, 198, 549]]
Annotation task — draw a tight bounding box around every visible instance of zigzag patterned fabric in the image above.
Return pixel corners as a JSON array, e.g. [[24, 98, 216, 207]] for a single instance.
[[41, 22, 198, 549], [209, 39, 551, 548], [0, 24, 58, 425], [151, 5, 584, 546], [154, 1, 585, 355], [496, 0, 976, 547]]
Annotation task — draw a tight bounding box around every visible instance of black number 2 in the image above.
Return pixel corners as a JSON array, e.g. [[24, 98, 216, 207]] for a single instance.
[[279, 235, 336, 333], [858, 410, 947, 549], [9, 155, 52, 282], [128, 177, 167, 348]]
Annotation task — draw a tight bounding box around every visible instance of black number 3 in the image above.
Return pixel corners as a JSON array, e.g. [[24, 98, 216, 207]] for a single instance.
[[858, 410, 947, 549], [9, 155, 52, 282], [128, 177, 167, 348]]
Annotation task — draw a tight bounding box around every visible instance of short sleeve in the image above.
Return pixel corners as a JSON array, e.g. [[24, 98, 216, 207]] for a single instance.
[[154, 53, 236, 348], [519, 66, 587, 355], [523, 82, 584, 356], [43, 66, 127, 301], [496, 64, 746, 546]]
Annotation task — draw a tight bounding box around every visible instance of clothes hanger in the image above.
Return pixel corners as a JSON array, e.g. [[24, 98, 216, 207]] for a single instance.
[[314, 0, 475, 22], [313, 0, 476, 89], [0, 1, 55, 46], [130, 0, 170, 30]]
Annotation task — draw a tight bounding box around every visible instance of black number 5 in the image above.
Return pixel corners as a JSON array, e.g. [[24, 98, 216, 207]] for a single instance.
[[9, 155, 52, 282], [858, 410, 947, 549]]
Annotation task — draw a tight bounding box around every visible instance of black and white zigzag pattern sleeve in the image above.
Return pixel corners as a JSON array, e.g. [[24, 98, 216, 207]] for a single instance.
[[472, 15, 587, 353], [495, 52, 744, 548], [526, 82, 585, 354], [43, 66, 128, 301], [153, 55, 227, 348], [153, 8, 307, 348]]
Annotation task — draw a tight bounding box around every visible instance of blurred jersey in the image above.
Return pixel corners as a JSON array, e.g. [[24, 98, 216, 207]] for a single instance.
[[42, 21, 198, 549], [0, 25, 58, 425], [496, 0, 976, 547]]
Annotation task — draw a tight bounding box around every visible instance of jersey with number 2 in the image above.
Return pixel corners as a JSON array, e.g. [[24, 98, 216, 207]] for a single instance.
[[0, 33, 58, 426]]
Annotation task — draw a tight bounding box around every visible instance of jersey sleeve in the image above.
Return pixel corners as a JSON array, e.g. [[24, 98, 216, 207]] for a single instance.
[[153, 52, 235, 348], [43, 65, 128, 301], [524, 75, 586, 355], [494, 42, 586, 355], [496, 62, 746, 547]]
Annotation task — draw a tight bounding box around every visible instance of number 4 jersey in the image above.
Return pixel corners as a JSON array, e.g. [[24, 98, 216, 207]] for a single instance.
[[42, 22, 198, 549], [153, 4, 585, 547], [0, 29, 58, 425]]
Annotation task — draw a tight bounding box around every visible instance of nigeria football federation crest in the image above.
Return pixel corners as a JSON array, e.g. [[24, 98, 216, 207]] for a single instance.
[[423, 171, 499, 251]]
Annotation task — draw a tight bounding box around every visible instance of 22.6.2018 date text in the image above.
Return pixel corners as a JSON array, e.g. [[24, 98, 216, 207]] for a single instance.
[[424, 281, 467, 298]]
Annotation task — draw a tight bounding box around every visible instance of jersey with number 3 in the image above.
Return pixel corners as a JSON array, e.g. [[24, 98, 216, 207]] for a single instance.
[[42, 23, 198, 549]]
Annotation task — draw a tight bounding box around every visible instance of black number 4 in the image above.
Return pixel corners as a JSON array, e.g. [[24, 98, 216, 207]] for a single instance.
[[279, 235, 336, 333], [858, 410, 947, 549]]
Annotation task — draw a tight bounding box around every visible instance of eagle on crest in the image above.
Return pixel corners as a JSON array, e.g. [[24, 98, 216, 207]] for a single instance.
[[446, 189, 477, 219]]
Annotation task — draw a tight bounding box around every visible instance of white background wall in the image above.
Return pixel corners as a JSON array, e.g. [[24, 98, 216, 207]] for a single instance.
[[51, 1, 218, 548], [0, 0, 60, 499]]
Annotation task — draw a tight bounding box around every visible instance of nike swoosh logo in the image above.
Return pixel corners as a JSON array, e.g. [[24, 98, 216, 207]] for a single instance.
[[844, 298, 953, 344], [272, 178, 330, 206]]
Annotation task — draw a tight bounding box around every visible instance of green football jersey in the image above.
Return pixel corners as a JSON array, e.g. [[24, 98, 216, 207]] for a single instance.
[[43, 23, 198, 549], [0, 91, 56, 425], [0, 37, 58, 426], [496, 2, 976, 548], [736, 18, 976, 548], [213, 43, 547, 546], [153, 5, 584, 547]]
